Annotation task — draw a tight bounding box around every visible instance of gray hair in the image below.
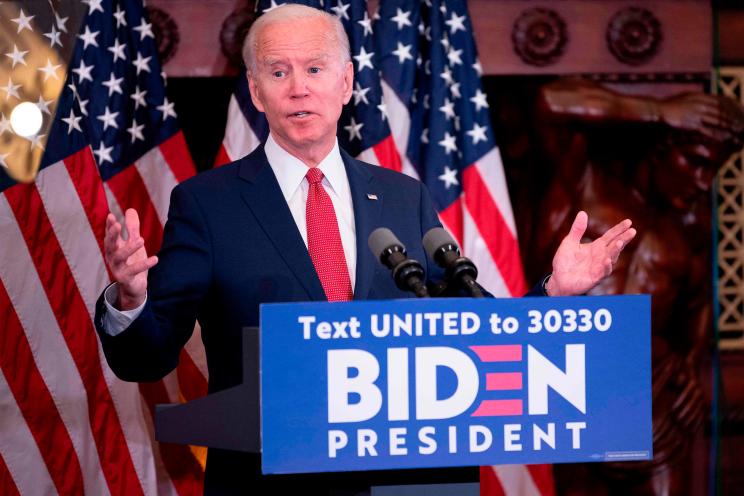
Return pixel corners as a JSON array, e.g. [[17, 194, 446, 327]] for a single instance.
[[242, 3, 351, 75]]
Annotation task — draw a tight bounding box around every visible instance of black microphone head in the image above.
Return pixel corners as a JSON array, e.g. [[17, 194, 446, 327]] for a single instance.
[[368, 227, 404, 260], [422, 227, 460, 260]]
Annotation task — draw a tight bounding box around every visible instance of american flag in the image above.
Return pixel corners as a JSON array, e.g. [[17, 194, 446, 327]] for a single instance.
[[218, 0, 554, 494], [0, 0, 206, 494]]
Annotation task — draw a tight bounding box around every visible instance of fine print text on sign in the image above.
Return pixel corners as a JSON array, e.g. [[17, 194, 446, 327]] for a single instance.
[[260, 295, 651, 474]]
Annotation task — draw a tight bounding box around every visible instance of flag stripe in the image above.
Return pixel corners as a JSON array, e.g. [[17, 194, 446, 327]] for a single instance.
[[214, 143, 232, 168], [462, 165, 527, 296], [107, 156, 210, 402], [527, 465, 557, 496], [479, 466, 506, 496], [0, 367, 57, 496], [438, 195, 465, 245], [2, 183, 145, 496], [492, 465, 542, 496], [223, 95, 262, 162], [371, 134, 403, 171], [139, 382, 205, 495], [0, 280, 85, 495], [0, 193, 111, 496], [380, 79, 420, 179], [106, 165, 164, 256], [63, 148, 111, 270], [177, 348, 209, 401], [40, 157, 171, 495], [472, 149, 518, 238], [0, 452, 21, 496], [158, 131, 197, 183], [134, 145, 181, 226], [105, 169, 208, 492], [462, 205, 511, 297]]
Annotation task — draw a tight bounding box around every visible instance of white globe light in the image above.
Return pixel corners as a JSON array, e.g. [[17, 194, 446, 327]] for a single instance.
[[10, 101, 43, 137]]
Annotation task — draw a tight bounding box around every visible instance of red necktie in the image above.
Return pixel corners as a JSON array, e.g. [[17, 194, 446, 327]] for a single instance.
[[305, 167, 353, 302]]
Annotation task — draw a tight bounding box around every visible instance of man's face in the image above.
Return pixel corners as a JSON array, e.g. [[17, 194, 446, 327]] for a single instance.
[[247, 16, 353, 159], [654, 141, 723, 211]]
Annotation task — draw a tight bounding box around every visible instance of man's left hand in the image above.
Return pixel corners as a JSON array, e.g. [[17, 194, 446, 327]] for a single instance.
[[545, 211, 636, 296]]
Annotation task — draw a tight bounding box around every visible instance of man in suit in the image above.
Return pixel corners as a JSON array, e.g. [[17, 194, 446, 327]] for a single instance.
[[95, 4, 636, 494]]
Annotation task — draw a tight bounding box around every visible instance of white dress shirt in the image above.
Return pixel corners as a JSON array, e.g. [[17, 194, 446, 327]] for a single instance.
[[103, 133, 357, 335]]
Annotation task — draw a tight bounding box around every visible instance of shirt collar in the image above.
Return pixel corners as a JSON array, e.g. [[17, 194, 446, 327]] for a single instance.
[[264, 133, 347, 201]]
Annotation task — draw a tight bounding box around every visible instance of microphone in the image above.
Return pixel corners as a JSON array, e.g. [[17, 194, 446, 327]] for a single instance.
[[422, 227, 484, 298], [368, 228, 429, 298]]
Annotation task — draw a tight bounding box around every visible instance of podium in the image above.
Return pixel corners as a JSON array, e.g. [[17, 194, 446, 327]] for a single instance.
[[154, 296, 651, 490], [155, 327, 260, 453]]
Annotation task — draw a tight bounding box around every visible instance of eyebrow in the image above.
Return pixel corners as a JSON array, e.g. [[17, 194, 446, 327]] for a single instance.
[[262, 53, 330, 66]]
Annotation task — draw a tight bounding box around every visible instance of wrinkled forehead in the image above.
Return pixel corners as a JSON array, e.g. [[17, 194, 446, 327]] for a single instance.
[[255, 17, 341, 64]]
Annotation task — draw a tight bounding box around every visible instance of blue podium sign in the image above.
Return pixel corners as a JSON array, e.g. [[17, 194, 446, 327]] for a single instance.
[[260, 295, 651, 474]]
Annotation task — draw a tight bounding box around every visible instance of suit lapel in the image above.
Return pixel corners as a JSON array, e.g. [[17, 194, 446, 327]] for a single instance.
[[342, 150, 382, 300], [237, 147, 326, 301]]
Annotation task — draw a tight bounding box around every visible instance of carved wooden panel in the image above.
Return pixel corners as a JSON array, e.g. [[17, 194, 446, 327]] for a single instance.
[[717, 68, 744, 349], [146, 0, 711, 77]]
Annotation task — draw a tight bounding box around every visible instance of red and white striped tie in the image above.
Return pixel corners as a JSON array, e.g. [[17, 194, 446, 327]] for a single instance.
[[305, 167, 353, 302]]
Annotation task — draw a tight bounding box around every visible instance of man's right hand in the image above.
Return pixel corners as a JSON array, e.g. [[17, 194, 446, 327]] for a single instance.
[[104, 208, 159, 310]]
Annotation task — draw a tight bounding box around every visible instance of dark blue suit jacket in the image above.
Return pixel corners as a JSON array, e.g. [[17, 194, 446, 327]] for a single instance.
[[95, 145, 444, 392]]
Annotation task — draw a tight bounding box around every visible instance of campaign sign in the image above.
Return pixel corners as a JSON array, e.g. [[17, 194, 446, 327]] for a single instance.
[[260, 295, 651, 474]]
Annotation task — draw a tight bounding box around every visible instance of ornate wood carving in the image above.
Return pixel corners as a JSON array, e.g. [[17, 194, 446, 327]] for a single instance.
[[220, 5, 257, 68], [146, 6, 180, 65], [511, 7, 567, 67], [606, 7, 663, 66]]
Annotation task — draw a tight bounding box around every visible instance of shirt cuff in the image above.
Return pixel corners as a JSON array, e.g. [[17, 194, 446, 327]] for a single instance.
[[102, 283, 147, 336]]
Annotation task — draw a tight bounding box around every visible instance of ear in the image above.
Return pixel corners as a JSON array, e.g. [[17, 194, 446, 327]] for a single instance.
[[341, 61, 354, 105], [247, 70, 265, 113]]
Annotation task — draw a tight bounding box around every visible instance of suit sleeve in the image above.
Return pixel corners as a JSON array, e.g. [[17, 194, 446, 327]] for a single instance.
[[94, 184, 213, 382]]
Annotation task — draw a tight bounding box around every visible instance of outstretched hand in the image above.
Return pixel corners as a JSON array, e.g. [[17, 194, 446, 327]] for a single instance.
[[103, 208, 158, 310], [545, 211, 636, 297], [659, 93, 744, 144]]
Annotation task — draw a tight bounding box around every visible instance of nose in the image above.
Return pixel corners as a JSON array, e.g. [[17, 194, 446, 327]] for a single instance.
[[289, 72, 309, 98]]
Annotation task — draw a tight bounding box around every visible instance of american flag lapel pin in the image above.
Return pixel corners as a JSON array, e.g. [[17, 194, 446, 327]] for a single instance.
[[367, 193, 378, 200]]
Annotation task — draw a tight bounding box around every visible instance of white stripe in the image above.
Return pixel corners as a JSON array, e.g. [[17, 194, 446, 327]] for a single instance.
[[461, 203, 511, 297], [134, 146, 180, 227], [0, 193, 110, 496], [35, 161, 109, 318], [35, 161, 164, 495], [224, 95, 261, 162], [185, 322, 209, 379], [473, 148, 518, 237], [380, 79, 419, 180], [357, 148, 380, 166], [492, 465, 541, 496], [104, 183, 124, 225], [0, 368, 57, 496]]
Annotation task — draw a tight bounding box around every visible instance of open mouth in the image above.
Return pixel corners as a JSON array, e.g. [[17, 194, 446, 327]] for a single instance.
[[290, 111, 311, 118]]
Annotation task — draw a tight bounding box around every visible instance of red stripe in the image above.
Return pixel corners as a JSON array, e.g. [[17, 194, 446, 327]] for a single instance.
[[469, 345, 521, 362], [480, 466, 506, 496], [159, 131, 196, 182], [177, 349, 208, 401], [214, 143, 232, 168], [471, 399, 522, 416], [104, 172, 207, 490], [0, 453, 20, 496], [462, 165, 527, 296], [3, 183, 145, 496], [139, 382, 205, 495], [106, 166, 164, 256], [0, 281, 85, 495], [372, 135, 402, 172], [438, 195, 464, 246], [63, 148, 111, 277], [527, 464, 556, 496], [486, 372, 522, 391]]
